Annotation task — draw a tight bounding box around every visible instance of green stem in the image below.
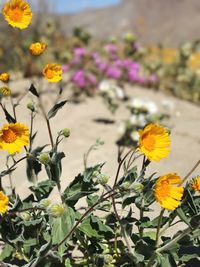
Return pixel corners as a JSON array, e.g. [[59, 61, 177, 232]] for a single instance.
[[139, 198, 144, 238], [155, 209, 165, 247], [180, 160, 200, 185]]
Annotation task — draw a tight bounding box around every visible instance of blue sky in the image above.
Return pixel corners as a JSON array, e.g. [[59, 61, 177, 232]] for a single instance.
[[56, 0, 121, 13]]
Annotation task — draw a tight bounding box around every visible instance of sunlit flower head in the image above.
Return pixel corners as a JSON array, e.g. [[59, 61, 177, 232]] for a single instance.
[[0, 122, 29, 154], [0, 72, 10, 82], [191, 176, 200, 193], [0, 86, 11, 96], [29, 42, 46, 56], [43, 63, 62, 83], [138, 124, 170, 161], [0, 191, 9, 214], [2, 0, 32, 30], [154, 173, 184, 211]]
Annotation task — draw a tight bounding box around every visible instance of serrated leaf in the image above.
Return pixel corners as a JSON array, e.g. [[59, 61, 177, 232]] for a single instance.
[[47, 100, 67, 120], [29, 84, 39, 97]]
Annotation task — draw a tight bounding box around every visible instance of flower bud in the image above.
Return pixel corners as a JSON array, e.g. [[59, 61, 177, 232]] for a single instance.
[[39, 153, 51, 165], [98, 174, 109, 185], [27, 102, 35, 112], [92, 170, 100, 178], [124, 32, 135, 43], [121, 181, 132, 190], [131, 183, 144, 193], [47, 203, 65, 218], [20, 212, 31, 221], [39, 198, 51, 209], [61, 128, 70, 138]]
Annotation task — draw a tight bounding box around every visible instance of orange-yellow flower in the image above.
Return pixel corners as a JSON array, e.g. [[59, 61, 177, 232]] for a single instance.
[[191, 176, 200, 193], [138, 124, 170, 161], [0, 87, 11, 96], [0, 122, 29, 154], [0, 191, 9, 214], [0, 72, 10, 82], [154, 173, 184, 211], [2, 0, 32, 30], [43, 63, 63, 83], [29, 42, 46, 56]]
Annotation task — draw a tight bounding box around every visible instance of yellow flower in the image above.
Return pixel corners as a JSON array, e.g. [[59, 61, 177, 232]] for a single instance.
[[0, 72, 10, 82], [0, 86, 11, 96], [2, 0, 32, 30], [43, 63, 63, 83], [138, 124, 170, 161], [191, 176, 200, 193], [154, 173, 184, 211], [0, 122, 29, 154], [29, 42, 46, 56], [0, 191, 9, 214]]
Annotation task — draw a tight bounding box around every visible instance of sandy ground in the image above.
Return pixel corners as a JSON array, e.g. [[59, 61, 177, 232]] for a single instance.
[[0, 79, 200, 213]]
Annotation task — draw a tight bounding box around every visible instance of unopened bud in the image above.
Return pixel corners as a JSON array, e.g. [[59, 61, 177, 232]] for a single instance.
[[98, 174, 109, 185], [121, 181, 132, 190], [48, 203, 65, 218], [39, 153, 51, 165], [20, 212, 31, 221], [124, 32, 135, 43], [61, 128, 70, 138], [131, 183, 144, 193], [27, 102, 35, 112], [39, 198, 51, 209]]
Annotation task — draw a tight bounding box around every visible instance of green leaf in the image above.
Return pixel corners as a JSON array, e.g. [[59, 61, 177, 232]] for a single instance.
[[47, 100, 67, 120], [18, 218, 43, 227], [26, 158, 41, 183], [1, 106, 16, 123], [45, 152, 65, 183], [30, 180, 56, 201], [51, 207, 75, 257], [29, 83, 40, 97], [78, 217, 101, 238], [90, 215, 114, 237], [63, 173, 98, 207], [140, 216, 169, 228], [0, 244, 14, 260], [26, 145, 48, 183]]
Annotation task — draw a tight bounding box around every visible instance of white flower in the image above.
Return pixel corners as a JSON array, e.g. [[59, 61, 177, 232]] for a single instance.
[[118, 123, 126, 135], [130, 131, 139, 141], [130, 97, 158, 114], [130, 98, 146, 109], [114, 86, 125, 99], [99, 80, 124, 100], [145, 101, 158, 114], [99, 80, 111, 92], [129, 114, 137, 125], [137, 114, 147, 127]]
